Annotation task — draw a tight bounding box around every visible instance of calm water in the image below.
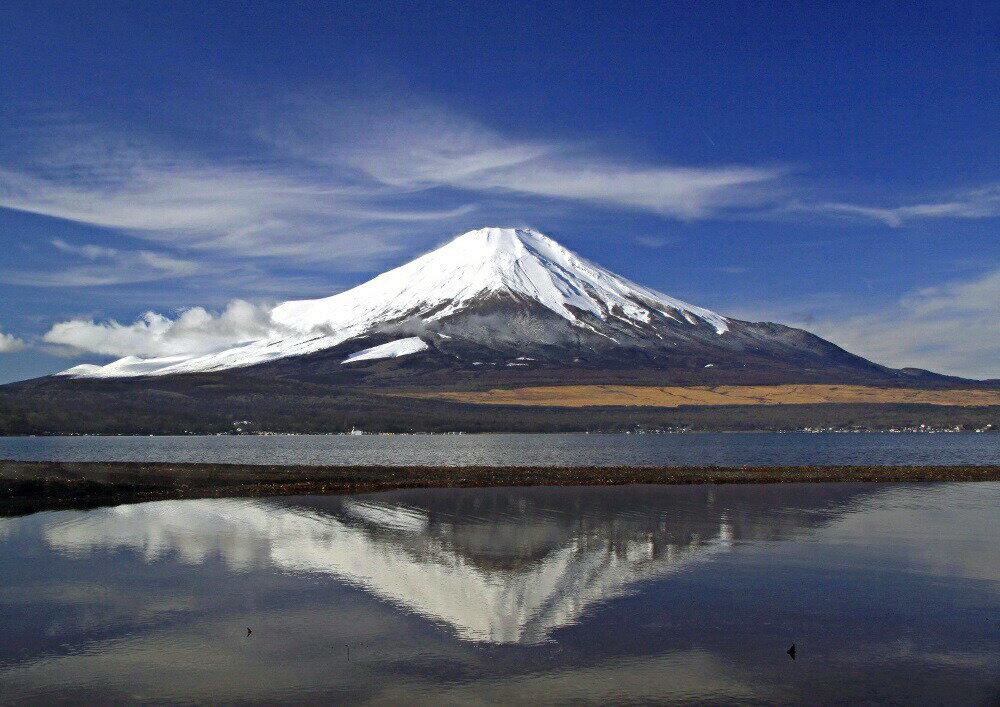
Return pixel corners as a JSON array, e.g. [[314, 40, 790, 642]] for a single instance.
[[1, 432, 998, 466], [0, 483, 998, 704]]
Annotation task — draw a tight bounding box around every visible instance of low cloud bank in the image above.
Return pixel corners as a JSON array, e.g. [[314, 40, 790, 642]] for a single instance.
[[812, 267, 1000, 379], [43, 300, 283, 358], [0, 328, 27, 353]]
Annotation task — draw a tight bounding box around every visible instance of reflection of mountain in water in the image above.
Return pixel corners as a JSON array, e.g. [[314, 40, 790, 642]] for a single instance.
[[41, 485, 872, 643]]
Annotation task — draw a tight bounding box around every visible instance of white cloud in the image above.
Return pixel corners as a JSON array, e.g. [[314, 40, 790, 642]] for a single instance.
[[51, 238, 118, 259], [634, 235, 674, 248], [810, 267, 1000, 379], [0, 328, 28, 353], [269, 101, 1000, 229], [42, 300, 283, 357], [0, 101, 799, 287], [478, 161, 783, 218], [2, 99, 997, 290], [801, 184, 1000, 226], [0, 128, 475, 272], [0, 239, 200, 287], [333, 105, 788, 219]]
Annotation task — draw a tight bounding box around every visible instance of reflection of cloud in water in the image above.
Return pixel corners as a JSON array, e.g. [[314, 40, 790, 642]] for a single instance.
[[823, 483, 1000, 593], [372, 649, 774, 705], [42, 493, 739, 643], [0, 606, 774, 705], [1, 581, 199, 635], [0, 519, 19, 542]]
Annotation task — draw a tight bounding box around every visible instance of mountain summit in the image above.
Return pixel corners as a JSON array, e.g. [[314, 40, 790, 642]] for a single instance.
[[273, 227, 729, 336], [59, 226, 919, 384]]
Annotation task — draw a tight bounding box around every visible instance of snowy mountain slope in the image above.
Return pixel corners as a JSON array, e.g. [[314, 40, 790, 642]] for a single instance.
[[271, 227, 729, 335], [58, 227, 740, 378], [341, 337, 429, 364]]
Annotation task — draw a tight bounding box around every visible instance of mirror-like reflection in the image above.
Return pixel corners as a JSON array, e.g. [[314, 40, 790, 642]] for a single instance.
[[1, 483, 998, 704]]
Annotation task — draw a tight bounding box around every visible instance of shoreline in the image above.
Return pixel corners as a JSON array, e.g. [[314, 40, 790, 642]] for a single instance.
[[2, 460, 998, 516], [3, 429, 998, 437]]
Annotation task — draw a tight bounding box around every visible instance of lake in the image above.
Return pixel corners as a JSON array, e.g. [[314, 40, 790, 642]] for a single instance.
[[0, 482, 997, 704], [1, 432, 998, 466]]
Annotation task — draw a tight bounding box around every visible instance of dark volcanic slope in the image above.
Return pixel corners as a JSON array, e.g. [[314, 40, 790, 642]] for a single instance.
[[244, 296, 976, 390], [2, 299, 996, 434]]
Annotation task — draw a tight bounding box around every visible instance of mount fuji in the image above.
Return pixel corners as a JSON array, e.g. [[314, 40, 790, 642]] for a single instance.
[[5, 227, 992, 434], [58, 227, 901, 383]]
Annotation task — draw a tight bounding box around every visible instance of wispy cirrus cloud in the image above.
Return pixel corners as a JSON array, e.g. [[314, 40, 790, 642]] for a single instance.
[[0, 162, 453, 267], [0, 100, 801, 290], [3, 98, 997, 286], [273, 102, 791, 220], [0, 238, 200, 287], [809, 267, 1000, 379], [793, 183, 1000, 227], [51, 238, 118, 259], [0, 110, 488, 274]]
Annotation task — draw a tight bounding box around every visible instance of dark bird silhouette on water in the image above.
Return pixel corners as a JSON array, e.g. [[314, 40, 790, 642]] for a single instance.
[[246, 627, 252, 637], [787, 644, 796, 660]]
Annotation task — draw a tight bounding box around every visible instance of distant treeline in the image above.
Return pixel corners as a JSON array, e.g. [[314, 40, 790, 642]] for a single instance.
[[0, 374, 997, 434]]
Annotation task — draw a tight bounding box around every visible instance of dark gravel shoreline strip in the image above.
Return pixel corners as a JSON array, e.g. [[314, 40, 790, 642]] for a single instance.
[[1, 459, 998, 515]]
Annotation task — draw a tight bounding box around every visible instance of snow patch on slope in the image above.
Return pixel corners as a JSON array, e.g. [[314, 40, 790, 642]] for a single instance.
[[54, 364, 103, 377], [342, 337, 428, 364]]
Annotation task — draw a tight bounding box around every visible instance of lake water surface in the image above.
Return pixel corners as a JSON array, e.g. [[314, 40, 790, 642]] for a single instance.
[[2, 432, 998, 466], [1, 482, 998, 704]]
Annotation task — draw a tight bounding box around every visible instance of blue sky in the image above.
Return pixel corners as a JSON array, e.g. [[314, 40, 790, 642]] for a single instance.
[[0, 1, 997, 382]]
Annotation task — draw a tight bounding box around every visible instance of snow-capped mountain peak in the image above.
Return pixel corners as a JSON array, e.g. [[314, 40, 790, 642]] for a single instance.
[[272, 227, 728, 335], [58, 227, 731, 378]]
